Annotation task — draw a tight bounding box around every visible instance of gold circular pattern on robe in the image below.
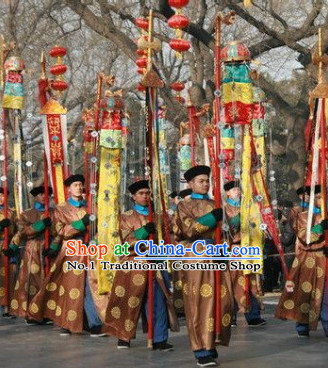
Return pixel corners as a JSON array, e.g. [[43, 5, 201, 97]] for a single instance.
[[220, 285, 227, 298], [111, 307, 121, 319], [240, 296, 246, 307], [10, 299, 18, 310], [291, 258, 299, 268], [183, 283, 189, 295], [22, 301, 27, 311], [305, 257, 315, 269], [300, 303, 310, 314], [69, 288, 80, 300], [47, 300, 56, 311], [59, 285, 65, 296], [73, 269, 83, 276], [283, 300, 294, 310], [0, 267, 5, 276], [14, 281, 19, 290], [200, 283, 213, 298], [29, 285, 37, 296], [316, 267, 324, 278], [238, 276, 245, 287], [30, 302, 39, 314], [207, 317, 214, 332], [314, 288, 321, 300], [55, 305, 62, 317], [175, 280, 183, 290], [51, 264, 57, 273], [46, 282, 57, 292], [222, 313, 231, 327], [115, 285, 126, 297], [67, 310, 77, 321], [309, 310, 317, 322], [301, 281, 312, 293], [128, 296, 140, 308], [124, 319, 135, 332], [132, 274, 145, 286], [0, 287, 4, 297], [62, 263, 69, 273], [174, 298, 184, 309], [30, 263, 40, 274]]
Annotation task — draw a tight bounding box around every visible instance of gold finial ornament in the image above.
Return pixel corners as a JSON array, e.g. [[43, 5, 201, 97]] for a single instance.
[[311, 28, 328, 98]]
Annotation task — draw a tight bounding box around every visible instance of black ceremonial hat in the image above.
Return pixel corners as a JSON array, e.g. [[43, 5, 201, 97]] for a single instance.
[[224, 181, 239, 191], [128, 180, 149, 195], [313, 185, 321, 194], [169, 191, 178, 199], [296, 186, 307, 196], [183, 165, 210, 182], [64, 174, 85, 187], [30, 186, 53, 197], [179, 188, 192, 199]]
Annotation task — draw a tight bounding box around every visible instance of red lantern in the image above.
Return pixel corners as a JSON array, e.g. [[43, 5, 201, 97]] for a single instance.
[[168, 0, 189, 8], [168, 14, 189, 29], [136, 57, 148, 68], [136, 49, 147, 56], [175, 96, 185, 104], [137, 67, 146, 75], [137, 83, 146, 92], [169, 38, 190, 52], [51, 80, 68, 91], [50, 64, 67, 75], [49, 46, 67, 58], [170, 81, 185, 92], [135, 17, 149, 31]]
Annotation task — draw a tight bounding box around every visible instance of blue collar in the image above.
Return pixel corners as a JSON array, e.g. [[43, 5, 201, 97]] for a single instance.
[[134, 204, 149, 216], [34, 202, 45, 212], [299, 201, 309, 209], [191, 192, 209, 200], [0, 205, 3, 210], [227, 198, 240, 207], [68, 197, 86, 208], [313, 206, 321, 214]]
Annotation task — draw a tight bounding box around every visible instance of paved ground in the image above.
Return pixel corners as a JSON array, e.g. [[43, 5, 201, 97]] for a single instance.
[[1, 294, 327, 368]]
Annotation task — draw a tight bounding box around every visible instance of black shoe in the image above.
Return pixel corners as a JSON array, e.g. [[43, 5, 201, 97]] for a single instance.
[[2, 312, 16, 319], [231, 321, 237, 327], [196, 356, 217, 367], [248, 318, 266, 327], [59, 328, 71, 336], [42, 318, 54, 325], [89, 326, 107, 337], [117, 339, 130, 349], [298, 331, 309, 338], [25, 319, 40, 326], [152, 341, 174, 352]]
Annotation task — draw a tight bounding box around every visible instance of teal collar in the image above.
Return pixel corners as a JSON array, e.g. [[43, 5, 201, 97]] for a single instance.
[[227, 198, 240, 207], [68, 197, 86, 208], [34, 202, 45, 212], [191, 192, 209, 200], [0, 205, 4, 210], [313, 206, 321, 214], [134, 204, 149, 216], [299, 201, 309, 209]]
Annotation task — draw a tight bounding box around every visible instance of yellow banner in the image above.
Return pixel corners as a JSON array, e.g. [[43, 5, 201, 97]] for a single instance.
[[222, 83, 253, 105], [97, 147, 121, 294]]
